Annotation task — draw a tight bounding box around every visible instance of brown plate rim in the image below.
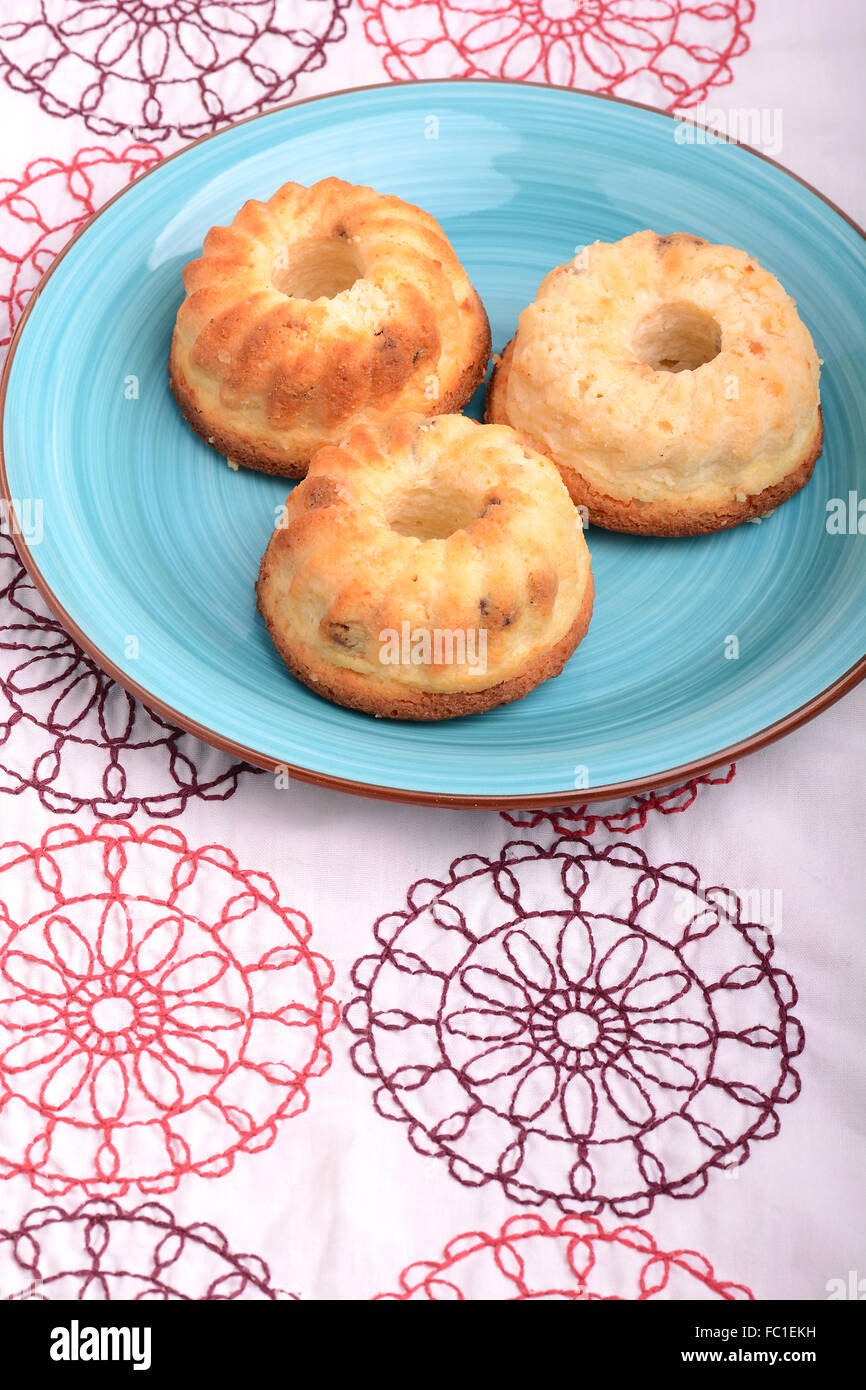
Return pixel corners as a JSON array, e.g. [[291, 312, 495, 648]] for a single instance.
[[1, 77, 864, 810]]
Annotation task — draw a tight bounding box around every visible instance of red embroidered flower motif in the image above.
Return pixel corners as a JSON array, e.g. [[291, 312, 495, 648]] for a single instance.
[[1, 1197, 296, 1299], [0, 822, 338, 1197], [0, 1, 351, 141], [503, 765, 736, 837], [0, 534, 254, 816], [360, 0, 754, 110], [377, 1211, 753, 1299], [348, 837, 802, 1216], [1, 145, 161, 354]]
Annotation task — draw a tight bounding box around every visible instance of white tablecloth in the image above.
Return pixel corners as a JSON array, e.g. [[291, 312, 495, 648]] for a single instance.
[[0, 0, 863, 1302]]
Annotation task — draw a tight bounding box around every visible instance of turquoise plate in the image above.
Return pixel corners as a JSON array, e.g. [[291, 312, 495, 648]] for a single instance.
[[2, 81, 865, 806]]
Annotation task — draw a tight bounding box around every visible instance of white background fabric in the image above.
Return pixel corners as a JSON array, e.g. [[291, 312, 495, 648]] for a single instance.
[[0, 0, 863, 1302]]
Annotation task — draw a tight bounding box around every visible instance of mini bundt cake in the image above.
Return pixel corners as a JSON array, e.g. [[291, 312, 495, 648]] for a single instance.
[[486, 231, 822, 535], [256, 413, 594, 720], [170, 178, 490, 477]]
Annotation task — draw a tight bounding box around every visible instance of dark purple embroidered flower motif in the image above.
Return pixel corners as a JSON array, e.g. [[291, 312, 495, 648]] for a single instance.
[[0, 1198, 295, 1299], [0, 534, 254, 816], [347, 837, 803, 1216], [0, 1, 351, 142], [502, 765, 736, 838]]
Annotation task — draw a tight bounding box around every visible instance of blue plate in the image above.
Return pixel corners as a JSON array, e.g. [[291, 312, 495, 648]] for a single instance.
[[2, 81, 865, 805]]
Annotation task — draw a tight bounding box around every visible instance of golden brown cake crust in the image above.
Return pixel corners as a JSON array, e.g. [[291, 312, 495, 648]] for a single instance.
[[170, 329, 491, 478], [255, 413, 594, 719], [486, 338, 824, 536], [169, 177, 491, 477], [169, 345, 308, 477], [256, 569, 594, 721]]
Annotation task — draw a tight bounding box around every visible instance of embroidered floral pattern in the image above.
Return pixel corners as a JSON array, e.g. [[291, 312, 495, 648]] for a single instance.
[[0, 148, 255, 814], [0, 1, 351, 141], [360, 0, 754, 110], [348, 837, 802, 1216], [0, 144, 161, 354], [377, 1211, 754, 1299], [1, 1197, 295, 1298], [503, 765, 736, 838], [0, 822, 338, 1196], [0, 534, 255, 816]]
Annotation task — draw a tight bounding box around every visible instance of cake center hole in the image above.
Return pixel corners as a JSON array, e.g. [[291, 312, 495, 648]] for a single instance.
[[633, 302, 721, 372], [272, 237, 362, 300], [389, 484, 480, 541]]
